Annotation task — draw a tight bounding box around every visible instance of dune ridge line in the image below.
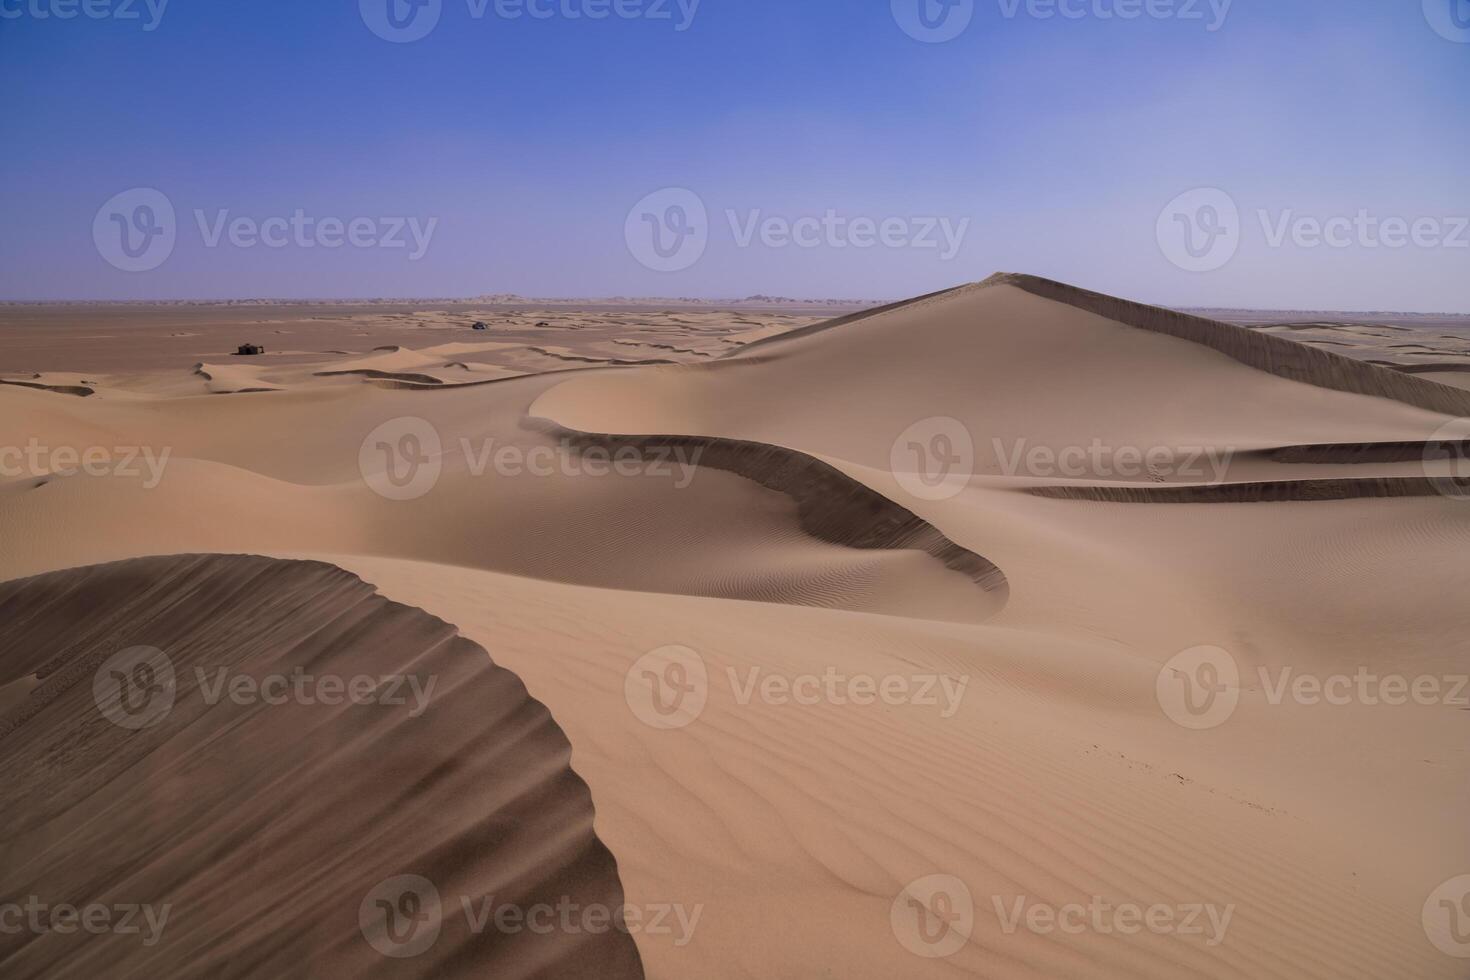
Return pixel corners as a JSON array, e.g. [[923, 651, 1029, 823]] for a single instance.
[[527, 417, 1010, 601]]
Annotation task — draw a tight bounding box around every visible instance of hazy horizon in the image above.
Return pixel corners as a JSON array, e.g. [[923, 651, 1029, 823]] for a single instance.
[[7, 281, 1470, 318]]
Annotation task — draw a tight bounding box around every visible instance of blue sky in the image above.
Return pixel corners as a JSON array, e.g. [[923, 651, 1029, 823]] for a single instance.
[[2, 0, 1467, 310]]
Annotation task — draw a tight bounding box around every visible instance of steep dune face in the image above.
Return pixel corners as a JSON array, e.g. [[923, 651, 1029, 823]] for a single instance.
[[983, 273, 1470, 416], [533, 420, 1009, 601], [0, 555, 643, 980], [531, 276, 1455, 476]]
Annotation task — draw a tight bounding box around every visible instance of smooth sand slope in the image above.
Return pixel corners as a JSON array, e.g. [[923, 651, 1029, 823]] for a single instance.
[[0, 276, 1466, 977]]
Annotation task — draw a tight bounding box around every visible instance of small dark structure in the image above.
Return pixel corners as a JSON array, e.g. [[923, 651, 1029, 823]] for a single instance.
[[471, 321, 489, 331], [236, 344, 265, 356], [535, 321, 550, 328]]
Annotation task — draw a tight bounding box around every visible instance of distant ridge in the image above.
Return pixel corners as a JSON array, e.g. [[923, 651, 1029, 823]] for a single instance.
[[736, 272, 1470, 417], [986, 273, 1470, 417]]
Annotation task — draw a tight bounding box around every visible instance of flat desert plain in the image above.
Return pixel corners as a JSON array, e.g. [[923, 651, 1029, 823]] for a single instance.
[[2, 274, 1469, 977]]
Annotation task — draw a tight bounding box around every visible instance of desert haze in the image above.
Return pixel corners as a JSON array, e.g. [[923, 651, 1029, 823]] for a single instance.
[[1, 273, 1467, 977]]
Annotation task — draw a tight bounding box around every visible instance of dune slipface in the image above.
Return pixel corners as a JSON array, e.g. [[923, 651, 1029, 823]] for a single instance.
[[0, 554, 643, 980]]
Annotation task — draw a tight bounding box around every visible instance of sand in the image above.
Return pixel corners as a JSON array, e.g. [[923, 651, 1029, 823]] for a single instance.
[[1, 276, 1466, 977], [0, 554, 642, 979]]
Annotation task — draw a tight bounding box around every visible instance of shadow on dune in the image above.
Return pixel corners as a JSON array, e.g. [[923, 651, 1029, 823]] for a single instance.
[[528, 418, 1010, 606], [1026, 477, 1455, 503], [0, 554, 644, 980]]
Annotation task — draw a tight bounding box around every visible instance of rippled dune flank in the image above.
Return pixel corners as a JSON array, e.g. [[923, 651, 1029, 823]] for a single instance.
[[0, 554, 643, 980]]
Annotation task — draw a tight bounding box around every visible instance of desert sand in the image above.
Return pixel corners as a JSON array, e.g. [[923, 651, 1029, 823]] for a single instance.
[[2, 275, 1467, 977]]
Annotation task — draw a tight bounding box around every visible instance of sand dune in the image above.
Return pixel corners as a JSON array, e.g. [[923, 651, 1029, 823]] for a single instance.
[[0, 554, 642, 979], [1, 276, 1467, 977]]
